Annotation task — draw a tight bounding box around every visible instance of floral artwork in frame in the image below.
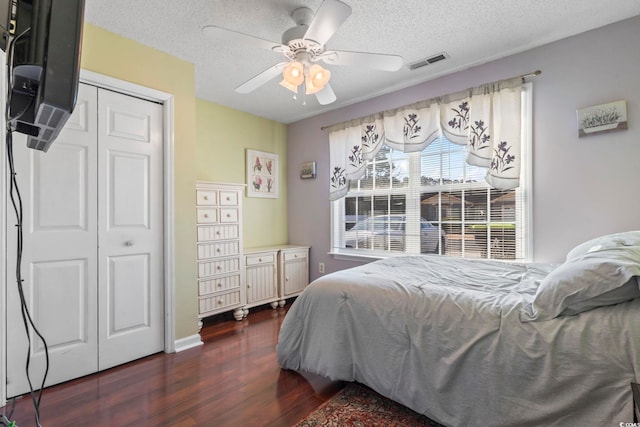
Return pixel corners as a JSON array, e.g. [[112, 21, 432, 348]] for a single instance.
[[577, 100, 627, 137], [246, 149, 278, 198]]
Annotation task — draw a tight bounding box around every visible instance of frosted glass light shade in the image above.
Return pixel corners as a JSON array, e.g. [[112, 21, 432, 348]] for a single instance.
[[305, 64, 330, 94], [279, 79, 298, 93], [283, 62, 304, 84]]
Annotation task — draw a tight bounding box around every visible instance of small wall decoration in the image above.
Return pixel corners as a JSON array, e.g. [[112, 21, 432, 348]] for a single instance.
[[246, 149, 278, 198], [577, 100, 627, 137], [300, 161, 316, 179]]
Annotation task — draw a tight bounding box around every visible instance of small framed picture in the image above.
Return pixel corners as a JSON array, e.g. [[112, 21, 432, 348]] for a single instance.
[[246, 149, 278, 198], [300, 161, 316, 179], [577, 100, 627, 137]]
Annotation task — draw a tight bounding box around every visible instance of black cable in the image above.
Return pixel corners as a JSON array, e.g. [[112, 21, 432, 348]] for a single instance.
[[1, 397, 16, 426], [3, 27, 49, 427], [1, 413, 16, 426], [5, 27, 32, 125], [7, 131, 49, 427]]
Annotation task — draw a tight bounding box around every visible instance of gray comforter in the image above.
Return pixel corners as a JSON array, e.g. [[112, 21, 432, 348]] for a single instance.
[[276, 255, 640, 427]]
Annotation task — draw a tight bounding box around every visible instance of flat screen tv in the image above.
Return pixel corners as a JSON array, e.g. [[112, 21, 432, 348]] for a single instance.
[[3, 0, 85, 152]]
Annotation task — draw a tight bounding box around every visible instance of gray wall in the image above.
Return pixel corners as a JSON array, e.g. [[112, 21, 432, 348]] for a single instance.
[[286, 16, 640, 281]]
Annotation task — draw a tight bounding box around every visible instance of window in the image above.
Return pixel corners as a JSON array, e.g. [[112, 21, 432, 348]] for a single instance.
[[331, 84, 532, 261]]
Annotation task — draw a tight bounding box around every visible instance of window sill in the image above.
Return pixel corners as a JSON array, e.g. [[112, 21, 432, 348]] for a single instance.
[[329, 248, 531, 264], [329, 248, 421, 263]]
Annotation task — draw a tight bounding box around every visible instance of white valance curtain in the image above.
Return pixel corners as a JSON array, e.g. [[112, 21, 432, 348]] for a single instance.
[[328, 76, 524, 201]]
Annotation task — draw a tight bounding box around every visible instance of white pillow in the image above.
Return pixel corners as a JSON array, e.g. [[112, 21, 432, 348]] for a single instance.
[[566, 230, 640, 261], [559, 278, 639, 315], [521, 241, 640, 322]]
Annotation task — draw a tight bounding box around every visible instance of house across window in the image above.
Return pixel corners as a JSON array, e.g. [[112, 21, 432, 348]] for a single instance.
[[332, 132, 529, 261]]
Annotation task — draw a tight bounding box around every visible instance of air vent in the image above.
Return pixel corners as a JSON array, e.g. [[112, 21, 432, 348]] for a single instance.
[[408, 52, 449, 70]]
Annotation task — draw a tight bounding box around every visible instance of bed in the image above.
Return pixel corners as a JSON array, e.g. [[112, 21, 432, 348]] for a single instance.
[[276, 231, 640, 427]]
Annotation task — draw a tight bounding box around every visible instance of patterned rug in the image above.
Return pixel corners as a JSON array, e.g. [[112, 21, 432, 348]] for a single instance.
[[293, 383, 445, 427]]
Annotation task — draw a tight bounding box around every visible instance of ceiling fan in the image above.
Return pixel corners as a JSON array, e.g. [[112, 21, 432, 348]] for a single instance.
[[202, 0, 403, 105]]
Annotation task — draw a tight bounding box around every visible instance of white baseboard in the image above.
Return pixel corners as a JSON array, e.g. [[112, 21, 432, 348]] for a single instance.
[[174, 334, 203, 352]]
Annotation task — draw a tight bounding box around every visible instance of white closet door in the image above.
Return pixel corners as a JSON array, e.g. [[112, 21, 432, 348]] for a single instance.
[[6, 84, 99, 397], [97, 89, 164, 370]]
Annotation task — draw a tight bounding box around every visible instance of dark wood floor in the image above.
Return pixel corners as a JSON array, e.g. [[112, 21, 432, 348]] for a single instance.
[[4, 304, 345, 427]]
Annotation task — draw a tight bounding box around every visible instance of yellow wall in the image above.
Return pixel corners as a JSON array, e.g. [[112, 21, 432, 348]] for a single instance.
[[81, 24, 198, 340], [80, 24, 289, 341], [196, 99, 288, 248]]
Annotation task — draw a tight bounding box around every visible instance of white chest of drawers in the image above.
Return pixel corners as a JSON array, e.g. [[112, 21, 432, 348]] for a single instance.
[[196, 181, 245, 321]]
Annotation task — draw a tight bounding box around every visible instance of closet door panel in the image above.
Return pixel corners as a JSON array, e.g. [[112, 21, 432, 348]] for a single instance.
[[6, 83, 166, 395], [106, 106, 152, 142], [6, 83, 99, 397], [98, 88, 164, 370], [107, 254, 150, 333], [32, 144, 88, 230], [109, 152, 149, 228], [31, 259, 90, 348]]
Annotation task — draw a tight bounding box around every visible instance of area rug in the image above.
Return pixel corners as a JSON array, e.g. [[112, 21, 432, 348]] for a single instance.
[[293, 383, 445, 427]]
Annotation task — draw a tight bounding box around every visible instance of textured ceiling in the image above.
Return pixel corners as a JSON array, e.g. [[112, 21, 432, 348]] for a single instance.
[[84, 0, 640, 124]]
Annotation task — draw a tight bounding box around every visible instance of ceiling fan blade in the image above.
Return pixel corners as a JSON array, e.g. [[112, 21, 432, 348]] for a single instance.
[[321, 50, 404, 71], [315, 83, 337, 105], [202, 25, 282, 51], [236, 62, 287, 94], [303, 0, 352, 46]]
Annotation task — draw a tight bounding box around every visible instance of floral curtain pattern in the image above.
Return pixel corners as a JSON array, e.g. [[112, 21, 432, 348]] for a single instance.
[[328, 77, 524, 201], [383, 100, 440, 153], [329, 115, 385, 201]]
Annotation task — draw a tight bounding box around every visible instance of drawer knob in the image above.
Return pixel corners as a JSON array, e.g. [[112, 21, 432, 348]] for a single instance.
[[216, 248, 221, 253], [216, 231, 221, 235], [247, 283, 252, 288], [204, 213, 209, 218], [217, 266, 222, 270], [258, 258, 262, 262], [204, 195, 209, 200], [294, 254, 298, 258], [124, 240, 134, 246], [217, 283, 223, 288], [226, 196, 230, 201], [226, 213, 231, 218], [218, 299, 224, 305]]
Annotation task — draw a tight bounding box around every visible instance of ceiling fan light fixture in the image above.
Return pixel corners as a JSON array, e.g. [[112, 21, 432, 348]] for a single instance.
[[282, 62, 305, 86], [279, 78, 298, 93], [305, 64, 330, 94], [209, 1, 403, 106]]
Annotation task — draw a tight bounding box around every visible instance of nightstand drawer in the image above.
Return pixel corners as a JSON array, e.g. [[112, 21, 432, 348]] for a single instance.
[[283, 249, 307, 262], [246, 253, 275, 266]]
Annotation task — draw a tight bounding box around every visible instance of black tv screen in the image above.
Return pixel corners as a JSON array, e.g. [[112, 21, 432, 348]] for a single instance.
[[6, 0, 85, 152]]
